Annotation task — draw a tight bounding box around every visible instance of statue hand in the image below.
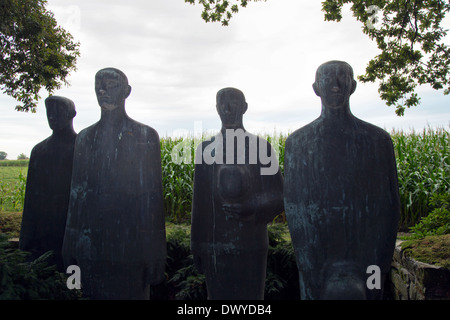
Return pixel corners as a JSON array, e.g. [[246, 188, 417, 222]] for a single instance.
[[193, 254, 204, 273], [222, 203, 253, 220], [145, 260, 166, 286]]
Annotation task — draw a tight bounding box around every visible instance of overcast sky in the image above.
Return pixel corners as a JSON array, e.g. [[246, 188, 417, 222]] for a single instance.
[[1, 0, 449, 159]]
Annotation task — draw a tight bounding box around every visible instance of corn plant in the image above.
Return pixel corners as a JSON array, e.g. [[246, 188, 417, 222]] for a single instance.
[[0, 170, 26, 212], [263, 131, 287, 175], [160, 132, 287, 222], [0, 181, 9, 211], [391, 127, 450, 229], [11, 170, 26, 211], [1, 128, 448, 229], [161, 137, 195, 222]]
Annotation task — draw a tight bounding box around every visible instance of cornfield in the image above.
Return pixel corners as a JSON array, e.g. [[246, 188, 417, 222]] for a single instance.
[[0, 128, 448, 231], [0, 170, 26, 212], [391, 127, 450, 229], [161, 127, 450, 230], [160, 131, 288, 223], [161, 136, 195, 223]]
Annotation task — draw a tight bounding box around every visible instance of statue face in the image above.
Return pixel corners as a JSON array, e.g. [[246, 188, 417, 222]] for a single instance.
[[217, 98, 245, 126], [95, 69, 129, 111], [216, 89, 247, 127], [45, 98, 75, 131], [316, 63, 355, 109]]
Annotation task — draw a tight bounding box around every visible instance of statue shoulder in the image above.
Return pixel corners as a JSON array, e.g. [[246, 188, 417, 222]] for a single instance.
[[354, 117, 394, 144], [77, 122, 97, 139], [125, 117, 159, 140], [286, 118, 322, 149], [30, 137, 51, 155]]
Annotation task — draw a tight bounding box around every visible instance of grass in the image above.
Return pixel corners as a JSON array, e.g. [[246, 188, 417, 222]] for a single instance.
[[165, 221, 191, 237], [401, 234, 450, 269], [0, 211, 22, 238], [0, 166, 28, 184], [0, 166, 27, 212]]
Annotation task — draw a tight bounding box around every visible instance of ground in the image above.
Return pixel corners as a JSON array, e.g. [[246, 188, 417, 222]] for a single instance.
[[401, 234, 450, 269]]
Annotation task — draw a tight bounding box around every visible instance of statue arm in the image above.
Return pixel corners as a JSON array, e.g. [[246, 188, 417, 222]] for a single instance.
[[257, 167, 284, 224], [379, 135, 401, 272], [219, 168, 284, 224], [61, 132, 87, 268], [190, 142, 212, 273], [255, 142, 285, 224], [19, 146, 40, 251], [145, 129, 167, 286]]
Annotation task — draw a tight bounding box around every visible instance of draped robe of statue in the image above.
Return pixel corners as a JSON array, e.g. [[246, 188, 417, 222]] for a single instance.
[[284, 61, 400, 300], [20, 96, 77, 271], [62, 68, 166, 300], [191, 88, 284, 300]]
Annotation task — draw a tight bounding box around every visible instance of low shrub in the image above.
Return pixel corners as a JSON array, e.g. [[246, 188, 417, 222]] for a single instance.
[[0, 234, 82, 300], [151, 224, 206, 300], [150, 223, 299, 300], [266, 223, 299, 300], [409, 193, 450, 238]]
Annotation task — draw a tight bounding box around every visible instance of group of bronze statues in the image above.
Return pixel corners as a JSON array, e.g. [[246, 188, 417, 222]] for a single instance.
[[18, 61, 400, 300]]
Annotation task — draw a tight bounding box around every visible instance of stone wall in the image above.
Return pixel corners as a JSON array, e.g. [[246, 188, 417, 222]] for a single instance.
[[388, 240, 450, 300]]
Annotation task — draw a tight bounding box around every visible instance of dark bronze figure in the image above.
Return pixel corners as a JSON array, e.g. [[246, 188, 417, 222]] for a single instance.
[[19, 96, 77, 271], [62, 68, 166, 300], [191, 87, 284, 300], [284, 61, 400, 300]]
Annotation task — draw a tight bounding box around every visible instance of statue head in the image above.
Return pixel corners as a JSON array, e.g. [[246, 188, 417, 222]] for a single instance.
[[216, 87, 248, 129], [45, 96, 76, 132], [313, 61, 357, 110], [95, 68, 132, 111]]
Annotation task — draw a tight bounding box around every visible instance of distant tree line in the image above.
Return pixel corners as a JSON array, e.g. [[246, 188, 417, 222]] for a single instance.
[[0, 151, 29, 160]]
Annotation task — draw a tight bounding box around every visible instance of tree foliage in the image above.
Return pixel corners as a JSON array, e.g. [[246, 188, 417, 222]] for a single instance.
[[186, 0, 450, 116], [0, 0, 80, 112], [184, 0, 267, 26], [322, 0, 450, 116], [16, 153, 28, 160]]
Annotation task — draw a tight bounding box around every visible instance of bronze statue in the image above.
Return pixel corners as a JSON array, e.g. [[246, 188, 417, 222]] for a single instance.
[[191, 87, 284, 300], [284, 61, 400, 300], [20, 96, 77, 271], [62, 68, 166, 300]]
